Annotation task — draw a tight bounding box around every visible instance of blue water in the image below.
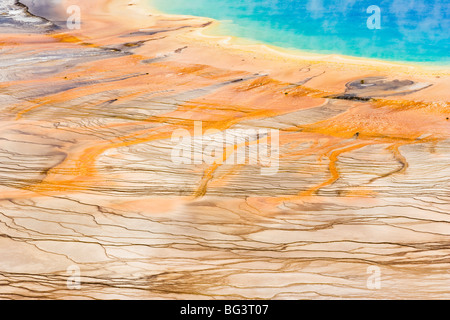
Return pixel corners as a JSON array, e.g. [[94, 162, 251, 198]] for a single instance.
[[151, 0, 450, 64]]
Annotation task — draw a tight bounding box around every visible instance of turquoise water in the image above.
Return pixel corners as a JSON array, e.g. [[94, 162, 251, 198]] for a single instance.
[[151, 0, 450, 64]]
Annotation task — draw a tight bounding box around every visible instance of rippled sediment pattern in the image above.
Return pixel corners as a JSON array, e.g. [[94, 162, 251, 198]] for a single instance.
[[0, 0, 56, 32], [0, 0, 449, 299]]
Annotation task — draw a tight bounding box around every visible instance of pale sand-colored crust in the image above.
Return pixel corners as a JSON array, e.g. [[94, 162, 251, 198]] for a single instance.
[[0, 0, 449, 299]]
